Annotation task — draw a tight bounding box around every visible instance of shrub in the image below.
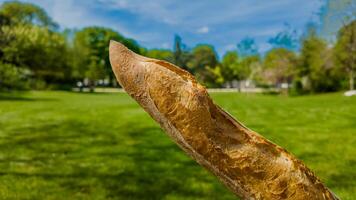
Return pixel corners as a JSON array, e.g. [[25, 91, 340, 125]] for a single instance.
[[0, 62, 30, 91]]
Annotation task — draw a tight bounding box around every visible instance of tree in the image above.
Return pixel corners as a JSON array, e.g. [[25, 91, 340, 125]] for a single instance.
[[1, 25, 71, 84], [298, 30, 340, 92], [0, 1, 58, 29], [334, 20, 356, 90], [188, 44, 219, 87], [221, 51, 254, 90], [207, 65, 225, 87], [0, 62, 29, 91], [0, 13, 11, 59], [0, 13, 10, 26], [237, 37, 258, 57], [145, 49, 173, 62], [188, 44, 218, 72], [172, 35, 192, 71], [73, 27, 141, 89], [241, 55, 261, 83], [221, 51, 239, 85], [261, 48, 297, 87], [0, 1, 72, 89]]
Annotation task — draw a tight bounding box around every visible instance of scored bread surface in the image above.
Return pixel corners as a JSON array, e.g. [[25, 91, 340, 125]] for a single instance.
[[109, 41, 339, 200]]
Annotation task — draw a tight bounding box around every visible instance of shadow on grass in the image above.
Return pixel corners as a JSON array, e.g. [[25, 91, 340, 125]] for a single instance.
[[0, 120, 235, 199], [327, 159, 356, 190], [1, 118, 353, 199], [0, 94, 58, 102], [68, 91, 120, 96]]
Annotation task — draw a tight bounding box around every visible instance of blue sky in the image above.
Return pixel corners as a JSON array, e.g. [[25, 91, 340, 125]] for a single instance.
[[1, 0, 323, 56]]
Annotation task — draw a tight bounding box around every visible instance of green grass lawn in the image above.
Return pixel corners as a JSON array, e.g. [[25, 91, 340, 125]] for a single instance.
[[0, 91, 355, 200]]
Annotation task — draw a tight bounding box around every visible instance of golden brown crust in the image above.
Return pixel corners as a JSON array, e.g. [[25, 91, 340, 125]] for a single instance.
[[109, 40, 339, 200]]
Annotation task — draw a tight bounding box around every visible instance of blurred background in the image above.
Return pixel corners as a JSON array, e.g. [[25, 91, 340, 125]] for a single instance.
[[0, 0, 355, 199]]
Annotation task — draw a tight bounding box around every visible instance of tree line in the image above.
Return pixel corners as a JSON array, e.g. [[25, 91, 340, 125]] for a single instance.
[[0, 1, 355, 94]]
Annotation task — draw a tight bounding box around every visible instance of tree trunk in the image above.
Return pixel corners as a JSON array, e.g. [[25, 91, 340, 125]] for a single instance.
[[350, 69, 354, 91], [109, 41, 339, 200], [237, 81, 241, 92], [89, 80, 95, 93]]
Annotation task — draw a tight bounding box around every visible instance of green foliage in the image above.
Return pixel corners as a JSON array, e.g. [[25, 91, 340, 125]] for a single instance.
[[173, 34, 192, 71], [298, 31, 341, 93], [221, 51, 239, 82], [145, 49, 173, 62], [0, 1, 143, 91], [334, 20, 356, 90], [1, 25, 71, 82], [221, 51, 252, 86], [240, 55, 260, 80], [261, 48, 297, 86], [0, 62, 29, 90], [207, 66, 225, 87], [188, 44, 218, 71], [0, 0, 354, 93], [188, 44, 219, 87], [0, 2, 72, 90], [72, 27, 141, 87]]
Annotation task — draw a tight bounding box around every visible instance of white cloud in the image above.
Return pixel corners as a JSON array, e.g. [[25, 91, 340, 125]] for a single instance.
[[197, 26, 209, 34], [216, 44, 236, 56], [161, 42, 170, 48], [222, 44, 236, 51], [258, 42, 273, 53]]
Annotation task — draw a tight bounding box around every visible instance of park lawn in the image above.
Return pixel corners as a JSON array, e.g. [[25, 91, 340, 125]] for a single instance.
[[0, 91, 355, 200]]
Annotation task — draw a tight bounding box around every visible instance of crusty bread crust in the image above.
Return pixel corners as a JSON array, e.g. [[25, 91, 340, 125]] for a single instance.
[[109, 40, 339, 200]]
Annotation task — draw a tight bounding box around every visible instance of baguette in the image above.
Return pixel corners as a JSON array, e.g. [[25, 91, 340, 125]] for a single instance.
[[109, 40, 339, 200]]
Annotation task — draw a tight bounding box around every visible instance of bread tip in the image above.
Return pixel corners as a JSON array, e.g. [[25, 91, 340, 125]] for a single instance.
[[109, 40, 133, 69], [109, 40, 128, 53]]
